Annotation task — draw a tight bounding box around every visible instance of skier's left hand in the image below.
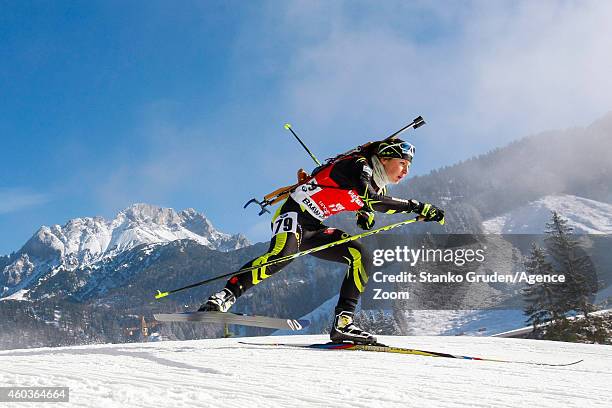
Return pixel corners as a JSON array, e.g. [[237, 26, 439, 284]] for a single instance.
[[413, 201, 445, 224], [356, 211, 375, 230]]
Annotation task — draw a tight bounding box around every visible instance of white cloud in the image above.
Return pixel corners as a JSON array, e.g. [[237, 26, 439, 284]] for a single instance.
[[464, 1, 612, 136], [265, 1, 612, 162], [0, 189, 50, 214]]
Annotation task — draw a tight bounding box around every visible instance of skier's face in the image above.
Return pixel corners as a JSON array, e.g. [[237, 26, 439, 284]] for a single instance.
[[382, 158, 410, 183]]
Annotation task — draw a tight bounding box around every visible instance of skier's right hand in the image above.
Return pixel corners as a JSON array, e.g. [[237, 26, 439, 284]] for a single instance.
[[356, 210, 375, 230]]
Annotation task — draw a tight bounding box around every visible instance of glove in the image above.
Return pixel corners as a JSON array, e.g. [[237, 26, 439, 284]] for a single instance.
[[356, 210, 375, 230], [411, 200, 445, 224]]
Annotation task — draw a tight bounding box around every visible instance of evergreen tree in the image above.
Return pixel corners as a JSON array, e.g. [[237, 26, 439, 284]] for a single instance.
[[521, 211, 609, 343], [522, 243, 561, 334], [544, 211, 597, 317]]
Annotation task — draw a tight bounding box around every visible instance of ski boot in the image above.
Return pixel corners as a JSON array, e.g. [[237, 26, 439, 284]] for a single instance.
[[330, 310, 377, 344], [198, 288, 236, 312]]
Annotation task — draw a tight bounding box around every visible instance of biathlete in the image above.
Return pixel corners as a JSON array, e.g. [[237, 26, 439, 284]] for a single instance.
[[199, 138, 444, 344]]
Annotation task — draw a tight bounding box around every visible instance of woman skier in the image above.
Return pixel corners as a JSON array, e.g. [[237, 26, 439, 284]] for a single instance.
[[199, 138, 445, 344]]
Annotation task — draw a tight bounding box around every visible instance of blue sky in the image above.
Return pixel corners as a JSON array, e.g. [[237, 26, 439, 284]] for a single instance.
[[2, 1, 612, 254]]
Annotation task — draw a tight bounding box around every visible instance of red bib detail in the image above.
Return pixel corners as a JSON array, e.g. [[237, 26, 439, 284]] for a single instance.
[[290, 162, 364, 220]]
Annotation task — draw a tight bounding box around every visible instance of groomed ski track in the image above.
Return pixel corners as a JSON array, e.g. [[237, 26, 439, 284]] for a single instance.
[[1, 335, 611, 408]]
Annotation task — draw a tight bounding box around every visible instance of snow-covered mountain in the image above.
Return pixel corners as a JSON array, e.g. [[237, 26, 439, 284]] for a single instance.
[[23, 203, 249, 260], [482, 194, 612, 234], [0, 203, 250, 298]]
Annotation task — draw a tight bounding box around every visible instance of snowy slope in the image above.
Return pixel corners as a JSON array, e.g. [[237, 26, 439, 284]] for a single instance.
[[493, 309, 612, 338], [287, 299, 529, 337], [394, 309, 527, 336], [482, 194, 612, 234], [1, 335, 610, 408]]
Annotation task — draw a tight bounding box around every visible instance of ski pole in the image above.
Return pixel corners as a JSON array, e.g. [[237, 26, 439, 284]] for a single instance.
[[154, 216, 431, 299], [284, 123, 322, 166]]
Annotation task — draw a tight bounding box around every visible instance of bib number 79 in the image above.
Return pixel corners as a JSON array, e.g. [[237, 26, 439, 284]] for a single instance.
[[272, 212, 298, 235]]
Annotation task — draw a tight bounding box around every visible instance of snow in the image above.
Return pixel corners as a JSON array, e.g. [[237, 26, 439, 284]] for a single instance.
[[278, 294, 529, 337], [0, 288, 30, 301], [275, 297, 526, 337], [492, 309, 612, 338], [0, 256, 56, 300], [482, 194, 612, 234], [395, 309, 527, 336], [1, 335, 610, 407]]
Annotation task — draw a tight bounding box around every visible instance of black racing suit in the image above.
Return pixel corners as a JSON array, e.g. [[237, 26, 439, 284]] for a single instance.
[[224, 154, 419, 313]]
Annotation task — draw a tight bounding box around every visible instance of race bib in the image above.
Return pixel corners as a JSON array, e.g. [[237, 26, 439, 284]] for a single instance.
[[271, 212, 299, 236]]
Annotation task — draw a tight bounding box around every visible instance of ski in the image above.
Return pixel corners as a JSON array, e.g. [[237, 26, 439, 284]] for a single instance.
[[238, 341, 583, 367], [153, 311, 309, 331]]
